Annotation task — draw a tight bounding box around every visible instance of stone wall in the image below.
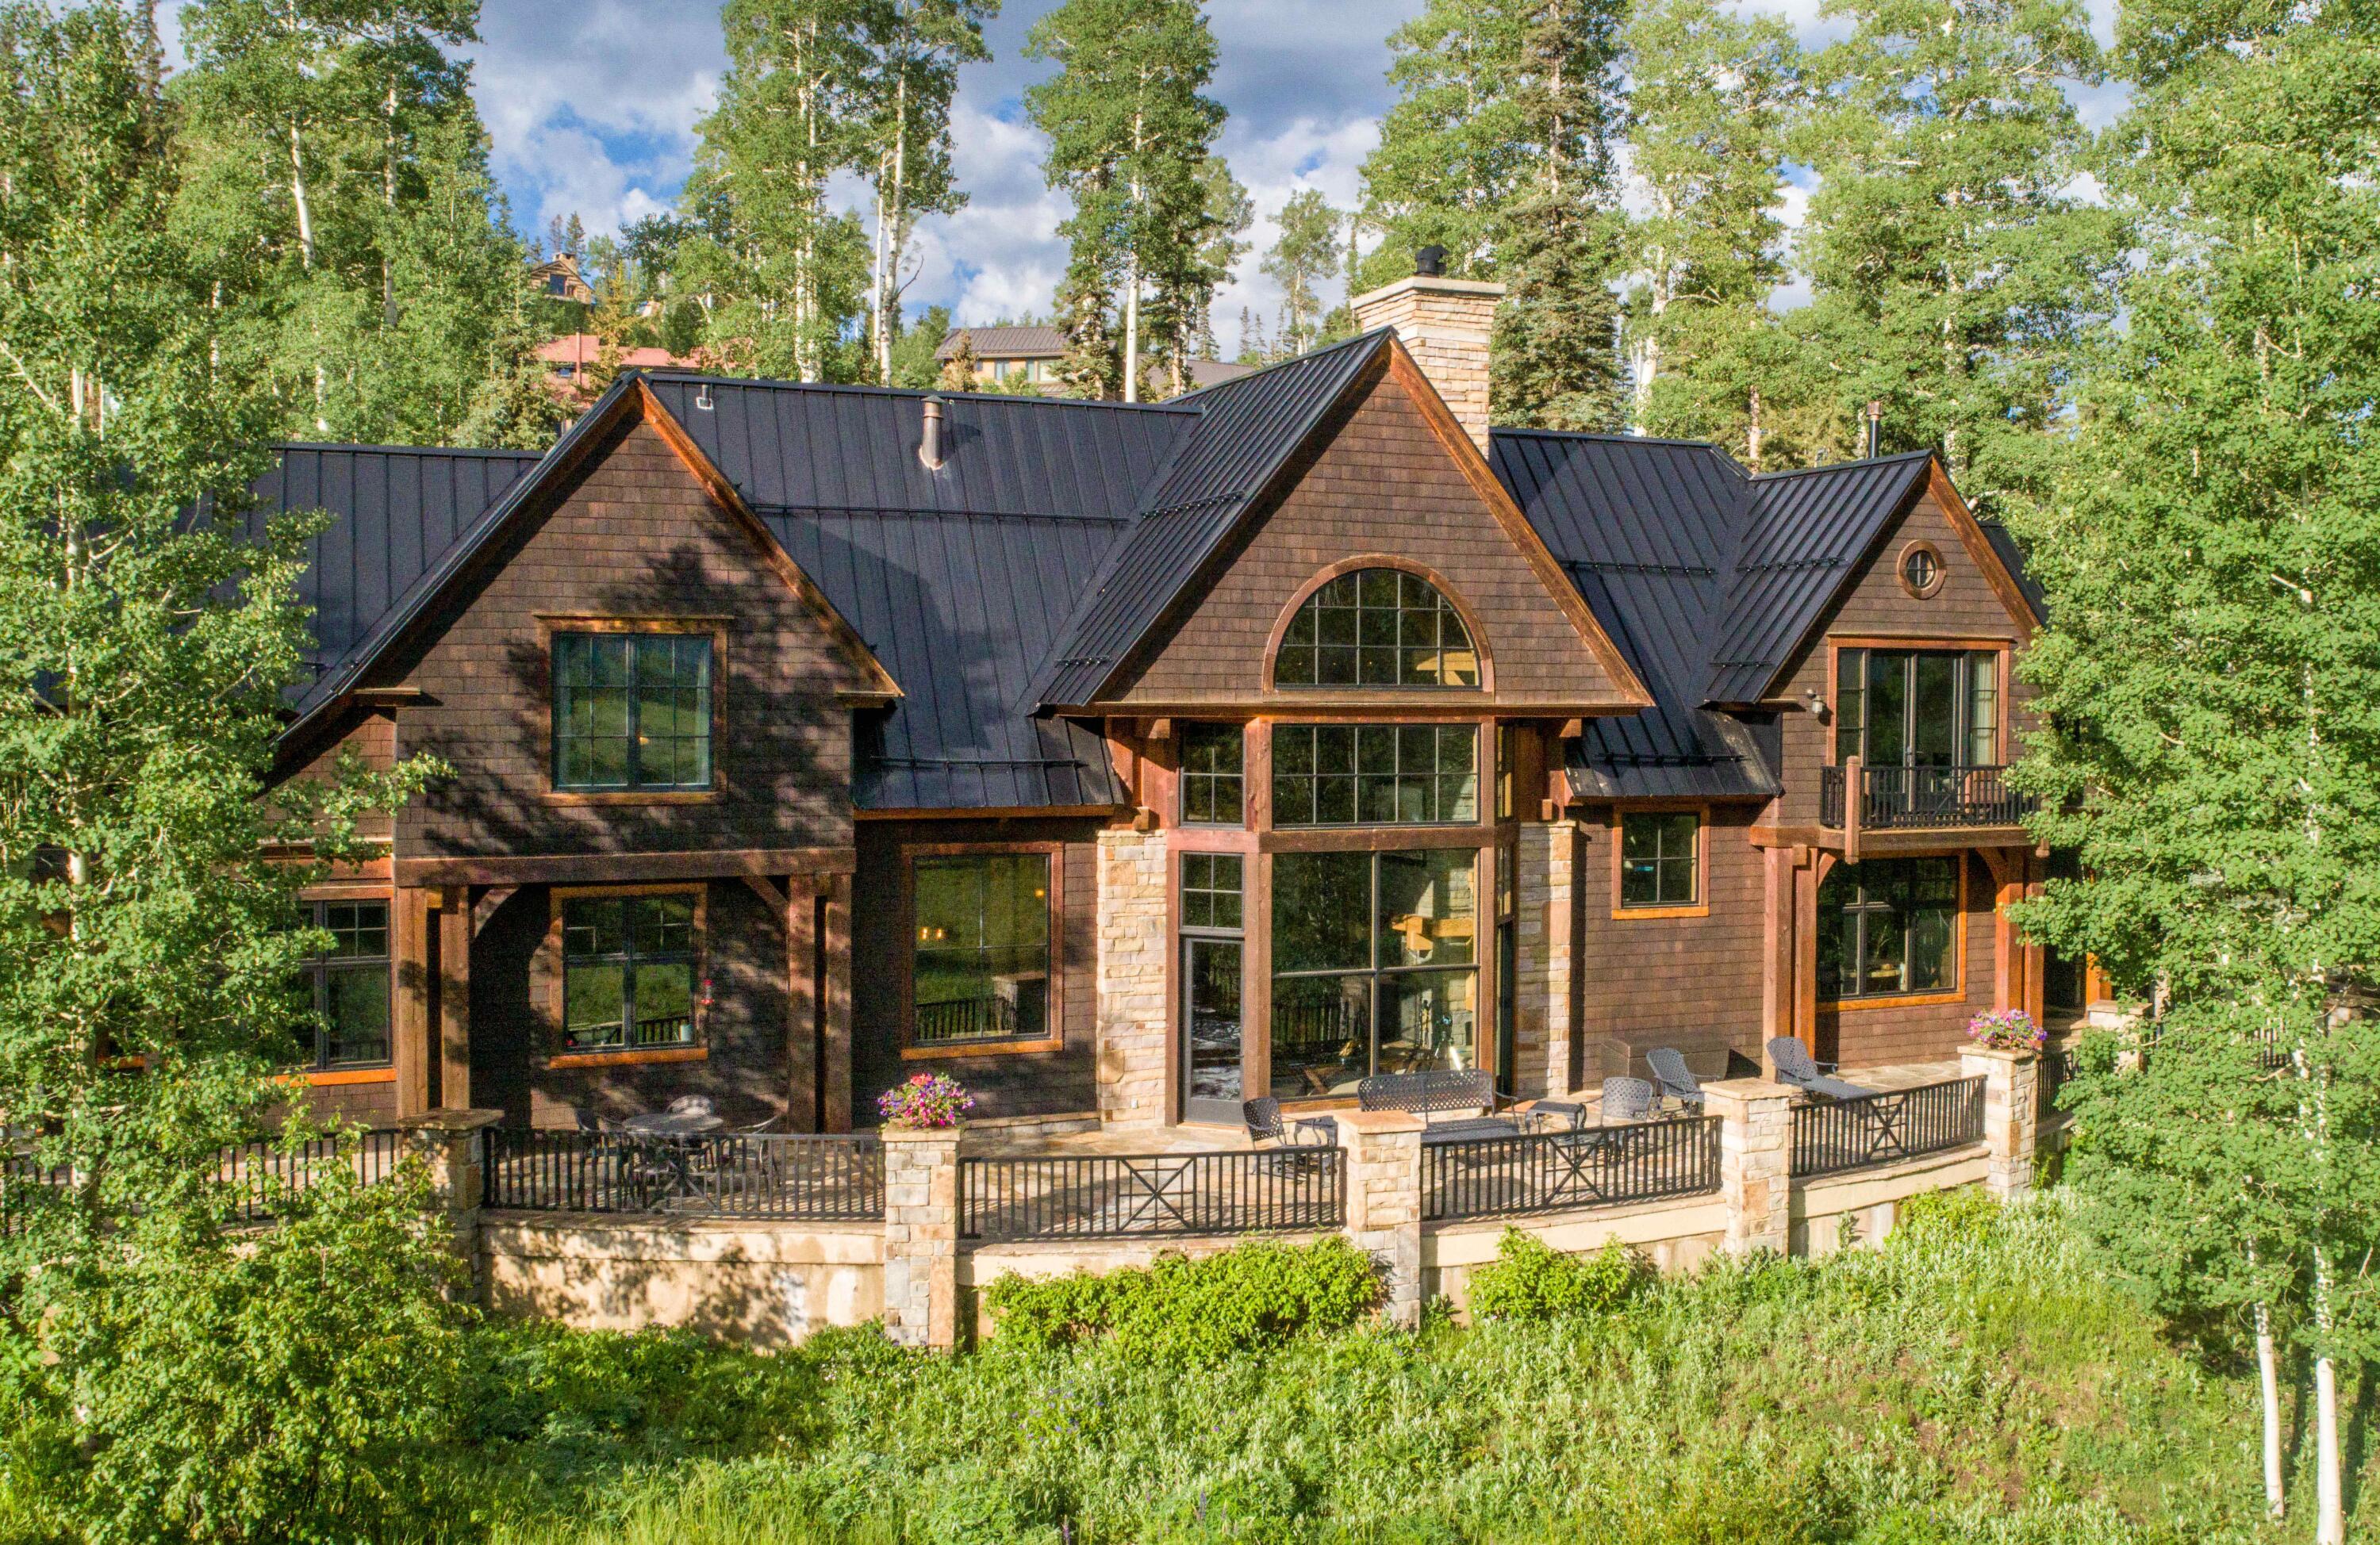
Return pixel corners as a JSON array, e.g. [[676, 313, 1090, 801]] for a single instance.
[[1348, 274, 1507, 452], [1513, 820, 1577, 1097], [1093, 828, 1170, 1127]]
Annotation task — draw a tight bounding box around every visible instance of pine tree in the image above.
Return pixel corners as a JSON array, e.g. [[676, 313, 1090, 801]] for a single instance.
[[1260, 189, 1342, 358], [1787, 0, 2113, 496], [2006, 3, 2380, 1531], [169, 0, 528, 444], [856, 0, 996, 385], [1025, 0, 1225, 401], [1621, 0, 1802, 456]]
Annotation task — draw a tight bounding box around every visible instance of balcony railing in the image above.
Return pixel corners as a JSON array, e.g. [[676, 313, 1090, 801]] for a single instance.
[[1820, 761, 2033, 831], [1423, 1116, 1721, 1221], [1790, 1076, 1984, 1179], [482, 1129, 885, 1221], [960, 1150, 1344, 1241]]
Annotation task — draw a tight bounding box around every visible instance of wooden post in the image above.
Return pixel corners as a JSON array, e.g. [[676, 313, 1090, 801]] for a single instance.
[[1841, 753, 1864, 864], [1983, 847, 2022, 1014], [1792, 852, 1821, 1056], [437, 886, 470, 1110], [393, 886, 433, 1120], [1761, 845, 1794, 1064], [823, 871, 854, 1133], [787, 886, 820, 1133]]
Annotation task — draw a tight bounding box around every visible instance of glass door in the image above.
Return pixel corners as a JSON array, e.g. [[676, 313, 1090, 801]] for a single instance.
[[1182, 937, 1246, 1124]]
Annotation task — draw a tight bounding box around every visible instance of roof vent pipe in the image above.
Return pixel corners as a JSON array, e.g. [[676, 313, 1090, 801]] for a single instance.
[[919, 396, 946, 471], [1864, 399, 1882, 459], [1413, 244, 1445, 278]]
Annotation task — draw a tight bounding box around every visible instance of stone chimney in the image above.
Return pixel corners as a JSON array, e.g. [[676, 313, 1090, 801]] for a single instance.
[[1349, 251, 1507, 454]]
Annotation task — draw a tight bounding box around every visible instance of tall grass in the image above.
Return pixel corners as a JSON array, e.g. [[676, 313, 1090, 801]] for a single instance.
[[483, 1191, 2301, 1545]]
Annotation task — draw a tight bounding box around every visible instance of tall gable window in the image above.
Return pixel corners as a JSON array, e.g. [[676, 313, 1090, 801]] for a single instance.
[[299, 899, 391, 1068], [1276, 569, 1480, 688], [552, 631, 715, 792]]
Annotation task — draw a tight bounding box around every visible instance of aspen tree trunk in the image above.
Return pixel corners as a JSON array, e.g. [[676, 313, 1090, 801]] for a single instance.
[[879, 68, 910, 385], [1746, 386, 1763, 472], [382, 82, 399, 329], [1123, 90, 1146, 404], [2251, 1275, 2285, 1518]]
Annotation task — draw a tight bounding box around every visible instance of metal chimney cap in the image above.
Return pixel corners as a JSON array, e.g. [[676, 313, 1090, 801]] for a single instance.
[[1413, 245, 1446, 278]]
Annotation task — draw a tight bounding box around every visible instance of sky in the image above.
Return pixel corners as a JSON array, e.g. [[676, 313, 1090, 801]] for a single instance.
[[162, 0, 2129, 341]]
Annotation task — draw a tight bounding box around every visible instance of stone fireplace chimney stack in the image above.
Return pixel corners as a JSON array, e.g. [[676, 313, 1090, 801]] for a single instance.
[[1349, 251, 1507, 454]]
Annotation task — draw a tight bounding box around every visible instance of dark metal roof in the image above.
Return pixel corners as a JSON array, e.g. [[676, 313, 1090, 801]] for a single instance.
[[246, 442, 541, 686], [1031, 330, 1392, 707], [1489, 429, 1780, 800], [1702, 452, 1935, 707], [1981, 519, 2048, 623]]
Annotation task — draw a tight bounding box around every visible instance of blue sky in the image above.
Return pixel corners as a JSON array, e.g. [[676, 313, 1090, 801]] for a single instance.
[[158, 1, 2127, 335]]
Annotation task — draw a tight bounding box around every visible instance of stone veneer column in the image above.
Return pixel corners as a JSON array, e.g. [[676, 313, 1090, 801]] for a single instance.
[[398, 1107, 502, 1291], [1702, 1079, 1793, 1256], [879, 1125, 962, 1349], [1094, 828, 1170, 1127], [1959, 1045, 2040, 1202], [1347, 274, 1509, 453], [1513, 821, 1578, 1098], [1336, 1110, 1425, 1328]]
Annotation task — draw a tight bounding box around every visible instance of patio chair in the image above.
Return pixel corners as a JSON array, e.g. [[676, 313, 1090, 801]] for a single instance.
[[1766, 1038, 1877, 1101], [1243, 1098, 1336, 1175], [1645, 1048, 1706, 1114], [1525, 1099, 1591, 1135], [1601, 1076, 1656, 1122]]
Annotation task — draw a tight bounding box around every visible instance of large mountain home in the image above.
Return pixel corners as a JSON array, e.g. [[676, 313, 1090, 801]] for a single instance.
[[259, 268, 2064, 1137], [935, 325, 1255, 395]]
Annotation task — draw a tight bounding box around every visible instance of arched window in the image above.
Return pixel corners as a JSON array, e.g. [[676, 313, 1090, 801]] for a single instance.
[[1274, 568, 1480, 688]]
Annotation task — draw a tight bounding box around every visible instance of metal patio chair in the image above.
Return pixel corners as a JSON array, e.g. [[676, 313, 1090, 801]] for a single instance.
[[1243, 1098, 1336, 1176], [1601, 1076, 1656, 1122], [1766, 1037, 1878, 1101], [1645, 1048, 1706, 1114]]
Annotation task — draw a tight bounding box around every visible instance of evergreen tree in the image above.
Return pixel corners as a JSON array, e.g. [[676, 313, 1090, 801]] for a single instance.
[[1025, 0, 1224, 401], [1260, 190, 1342, 358], [1360, 0, 1630, 429], [1186, 155, 1251, 361], [1787, 0, 2113, 496], [169, 0, 528, 444], [856, 0, 996, 385], [1621, 0, 1804, 459], [2007, 2, 2380, 1531]]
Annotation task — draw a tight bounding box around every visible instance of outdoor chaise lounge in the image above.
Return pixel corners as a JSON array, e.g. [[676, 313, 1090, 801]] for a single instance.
[[1766, 1037, 1878, 1101], [1645, 1049, 1706, 1113]]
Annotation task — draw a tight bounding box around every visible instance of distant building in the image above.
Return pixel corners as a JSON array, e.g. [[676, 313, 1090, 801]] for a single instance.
[[534, 334, 698, 397], [935, 326, 1256, 396], [528, 253, 595, 305]]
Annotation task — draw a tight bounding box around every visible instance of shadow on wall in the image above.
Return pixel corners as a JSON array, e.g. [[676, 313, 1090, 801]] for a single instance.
[[480, 1222, 885, 1348]]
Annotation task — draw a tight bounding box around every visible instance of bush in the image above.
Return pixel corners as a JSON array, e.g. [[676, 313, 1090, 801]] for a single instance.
[[982, 1236, 1381, 1364], [1464, 1231, 1651, 1322], [1897, 1183, 2003, 1247]]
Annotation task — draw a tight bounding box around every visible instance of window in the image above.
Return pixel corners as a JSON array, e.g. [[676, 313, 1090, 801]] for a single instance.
[[1898, 542, 1945, 598], [551, 631, 714, 792], [562, 892, 700, 1051], [911, 853, 1053, 1047], [1272, 723, 1478, 827], [1275, 568, 1480, 688], [1818, 857, 1961, 1000], [1180, 853, 1246, 1116], [1271, 849, 1478, 1099], [298, 899, 390, 1068], [1618, 813, 1700, 910], [1180, 723, 1244, 826], [1834, 648, 2001, 769], [1181, 852, 1243, 930]]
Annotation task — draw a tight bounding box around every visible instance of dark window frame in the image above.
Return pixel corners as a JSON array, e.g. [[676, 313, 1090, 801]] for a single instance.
[[1272, 566, 1483, 690], [1270, 722, 1480, 828], [298, 897, 392, 1071], [1179, 723, 1246, 827], [1615, 810, 1703, 914], [544, 619, 726, 798], [900, 843, 1064, 1057], [1818, 856, 1964, 1003], [1833, 645, 2003, 770], [551, 886, 706, 1056]]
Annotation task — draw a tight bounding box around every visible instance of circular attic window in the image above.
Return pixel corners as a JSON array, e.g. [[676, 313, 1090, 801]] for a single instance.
[[1898, 541, 1946, 599]]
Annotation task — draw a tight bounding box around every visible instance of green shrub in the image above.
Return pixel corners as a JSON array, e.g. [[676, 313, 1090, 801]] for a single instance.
[[982, 1236, 1381, 1364], [1464, 1231, 1651, 1321], [1897, 1183, 2002, 1246]]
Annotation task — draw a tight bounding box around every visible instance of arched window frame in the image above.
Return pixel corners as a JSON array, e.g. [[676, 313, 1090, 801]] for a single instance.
[[1263, 558, 1494, 692]]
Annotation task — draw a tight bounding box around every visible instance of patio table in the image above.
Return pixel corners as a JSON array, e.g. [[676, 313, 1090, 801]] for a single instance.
[[614, 1113, 726, 1210], [1418, 1116, 1531, 1145]]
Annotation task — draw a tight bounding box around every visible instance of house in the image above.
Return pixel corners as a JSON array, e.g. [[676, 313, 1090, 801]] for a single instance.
[[935, 326, 1255, 395], [534, 334, 700, 399], [256, 266, 2060, 1138], [528, 253, 596, 305]]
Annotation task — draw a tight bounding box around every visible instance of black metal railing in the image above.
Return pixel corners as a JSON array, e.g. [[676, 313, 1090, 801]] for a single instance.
[[913, 995, 1031, 1046], [1820, 764, 2033, 831], [1424, 1116, 1722, 1221], [2037, 1047, 2078, 1118], [960, 1150, 1344, 1241], [0, 1154, 70, 1238], [217, 1129, 407, 1223], [481, 1129, 884, 1221], [1791, 1075, 1984, 1178]]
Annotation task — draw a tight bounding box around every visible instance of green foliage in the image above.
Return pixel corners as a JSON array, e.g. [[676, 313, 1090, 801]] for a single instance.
[[1464, 1231, 1651, 1322], [982, 1236, 1383, 1363]]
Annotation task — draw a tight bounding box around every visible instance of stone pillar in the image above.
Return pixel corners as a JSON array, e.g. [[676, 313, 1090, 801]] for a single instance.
[[880, 1125, 962, 1349], [1348, 274, 1508, 452], [1960, 1045, 2039, 1202], [1336, 1110, 1425, 1328], [1514, 820, 1578, 1098], [1094, 828, 1169, 1127], [1702, 1079, 1793, 1256], [398, 1107, 501, 1286]]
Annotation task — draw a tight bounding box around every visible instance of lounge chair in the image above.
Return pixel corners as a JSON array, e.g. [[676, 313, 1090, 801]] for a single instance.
[[1766, 1037, 1877, 1101], [1601, 1076, 1656, 1122], [1645, 1048, 1706, 1113], [1242, 1098, 1336, 1175]]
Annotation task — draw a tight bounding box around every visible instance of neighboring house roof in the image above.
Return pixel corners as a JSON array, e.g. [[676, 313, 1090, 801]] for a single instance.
[[1980, 520, 2049, 623], [1184, 359, 1256, 390], [1701, 452, 1938, 707], [1491, 429, 1781, 800], [935, 326, 1067, 362], [534, 334, 697, 372]]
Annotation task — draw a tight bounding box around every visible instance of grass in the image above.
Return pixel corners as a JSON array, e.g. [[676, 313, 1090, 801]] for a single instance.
[[462, 1190, 2362, 1545]]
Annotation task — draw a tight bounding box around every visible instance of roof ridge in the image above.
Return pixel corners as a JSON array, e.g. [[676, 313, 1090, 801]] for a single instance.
[[1748, 449, 1933, 481], [271, 442, 542, 457], [1490, 426, 1726, 452], [635, 370, 1199, 413], [1161, 327, 1392, 405]]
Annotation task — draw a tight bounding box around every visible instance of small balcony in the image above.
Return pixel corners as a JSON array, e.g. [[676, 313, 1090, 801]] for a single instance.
[[1820, 760, 2034, 834]]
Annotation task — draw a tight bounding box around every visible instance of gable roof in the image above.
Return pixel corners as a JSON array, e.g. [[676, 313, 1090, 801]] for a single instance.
[[1491, 429, 1780, 799], [935, 325, 1067, 362], [1700, 452, 1937, 707]]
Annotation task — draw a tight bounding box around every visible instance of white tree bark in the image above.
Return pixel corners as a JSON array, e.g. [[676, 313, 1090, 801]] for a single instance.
[[2255, 1298, 2286, 1519]]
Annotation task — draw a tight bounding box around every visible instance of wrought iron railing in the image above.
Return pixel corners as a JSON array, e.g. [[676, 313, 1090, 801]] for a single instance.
[[217, 1129, 407, 1223], [0, 1154, 69, 1238], [482, 1129, 885, 1220], [959, 1150, 1344, 1241], [2037, 1047, 2078, 1118], [914, 995, 1026, 1045], [1423, 1116, 1722, 1221], [1819, 764, 2033, 830], [1790, 1075, 1984, 1179]]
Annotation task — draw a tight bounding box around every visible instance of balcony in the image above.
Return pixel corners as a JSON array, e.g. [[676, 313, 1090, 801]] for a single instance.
[[1819, 761, 2034, 835]]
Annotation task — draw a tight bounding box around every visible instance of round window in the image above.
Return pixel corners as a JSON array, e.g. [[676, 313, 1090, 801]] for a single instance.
[[1898, 542, 1944, 598]]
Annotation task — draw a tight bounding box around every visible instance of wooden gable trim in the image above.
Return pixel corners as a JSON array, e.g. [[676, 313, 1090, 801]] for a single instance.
[[632, 380, 904, 701], [1380, 343, 1653, 709], [1924, 458, 2039, 643]]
